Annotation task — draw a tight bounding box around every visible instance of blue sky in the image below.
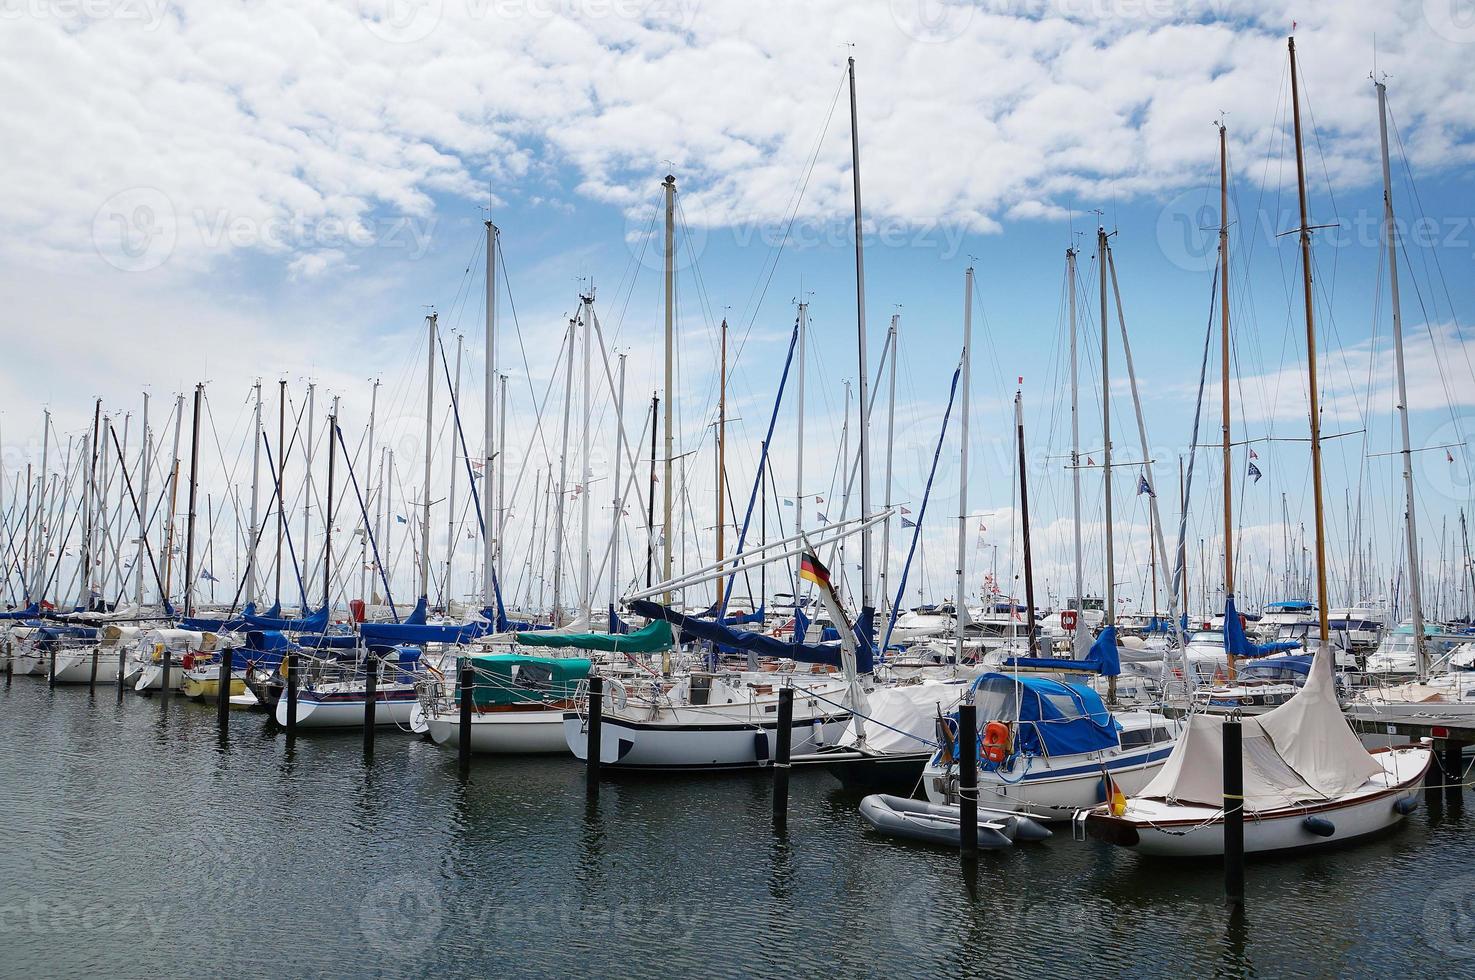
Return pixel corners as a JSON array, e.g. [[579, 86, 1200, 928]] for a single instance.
[[3, 2, 1474, 616]]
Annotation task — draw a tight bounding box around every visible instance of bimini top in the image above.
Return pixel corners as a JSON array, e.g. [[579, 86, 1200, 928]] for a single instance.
[[1264, 600, 1314, 611], [1239, 654, 1313, 681], [967, 672, 1120, 759], [458, 654, 593, 709]]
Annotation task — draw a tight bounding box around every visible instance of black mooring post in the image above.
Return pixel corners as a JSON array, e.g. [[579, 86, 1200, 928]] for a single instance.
[[1224, 717, 1245, 909], [1445, 741, 1465, 804], [6, 642, 13, 685], [586, 675, 604, 799], [116, 645, 126, 698], [89, 646, 99, 691], [285, 650, 298, 740], [47, 646, 56, 689], [160, 645, 171, 699], [773, 686, 794, 829], [457, 657, 473, 780], [215, 647, 231, 729], [362, 650, 378, 756], [958, 702, 979, 856]]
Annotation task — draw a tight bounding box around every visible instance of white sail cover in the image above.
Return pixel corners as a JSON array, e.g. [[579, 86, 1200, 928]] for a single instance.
[[837, 681, 965, 754], [1139, 643, 1381, 811]]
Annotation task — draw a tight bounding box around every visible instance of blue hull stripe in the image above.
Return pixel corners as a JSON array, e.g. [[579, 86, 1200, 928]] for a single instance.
[[1009, 745, 1176, 782]]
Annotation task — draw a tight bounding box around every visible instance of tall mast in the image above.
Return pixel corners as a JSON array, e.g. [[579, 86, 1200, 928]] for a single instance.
[[1016, 389, 1038, 655], [661, 174, 676, 602], [245, 383, 261, 607], [1068, 248, 1088, 657], [1099, 226, 1115, 632], [1289, 35, 1331, 642], [848, 55, 873, 611], [580, 295, 594, 623], [483, 221, 499, 612], [879, 313, 899, 616], [609, 352, 627, 622], [33, 409, 50, 603], [302, 381, 315, 609], [1377, 78, 1427, 679], [274, 381, 285, 607], [362, 379, 379, 606], [182, 383, 203, 617], [497, 374, 508, 572], [552, 317, 575, 626], [324, 409, 336, 610], [955, 267, 973, 664], [715, 318, 728, 607], [1218, 121, 1237, 677], [164, 394, 183, 607], [646, 393, 658, 590], [420, 314, 436, 602], [795, 301, 807, 545], [135, 394, 150, 607], [445, 333, 463, 607]]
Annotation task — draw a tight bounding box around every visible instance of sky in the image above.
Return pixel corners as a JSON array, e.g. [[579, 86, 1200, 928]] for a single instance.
[[2, 1, 1475, 620]]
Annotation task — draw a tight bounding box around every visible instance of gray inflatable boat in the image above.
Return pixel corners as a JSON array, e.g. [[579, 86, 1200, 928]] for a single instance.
[[859, 793, 1052, 849]]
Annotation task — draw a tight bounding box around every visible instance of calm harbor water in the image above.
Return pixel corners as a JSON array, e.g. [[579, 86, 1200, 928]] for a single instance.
[[3, 677, 1472, 978]]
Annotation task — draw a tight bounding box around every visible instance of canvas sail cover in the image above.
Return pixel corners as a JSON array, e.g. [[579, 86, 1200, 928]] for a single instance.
[[515, 619, 672, 654], [1138, 643, 1380, 811], [837, 681, 964, 754]]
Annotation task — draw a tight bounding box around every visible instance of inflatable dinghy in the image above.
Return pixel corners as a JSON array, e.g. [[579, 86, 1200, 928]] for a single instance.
[[859, 793, 1052, 848]]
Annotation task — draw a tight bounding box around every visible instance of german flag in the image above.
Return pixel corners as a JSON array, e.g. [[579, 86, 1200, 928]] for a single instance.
[[798, 551, 832, 589]]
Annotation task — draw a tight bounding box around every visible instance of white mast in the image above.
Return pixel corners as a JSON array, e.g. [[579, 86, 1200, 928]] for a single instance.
[[33, 409, 50, 602], [955, 267, 973, 664], [796, 301, 807, 545], [847, 55, 873, 612], [420, 314, 435, 602], [1377, 79, 1427, 680], [483, 220, 498, 612], [1099, 227, 1115, 638], [445, 333, 463, 608], [302, 381, 315, 609], [362, 379, 379, 607], [552, 317, 575, 626], [609, 352, 627, 623], [879, 313, 898, 616], [1068, 248, 1088, 658], [497, 373, 507, 577], [580, 293, 594, 623], [245, 383, 260, 607], [662, 175, 676, 603]]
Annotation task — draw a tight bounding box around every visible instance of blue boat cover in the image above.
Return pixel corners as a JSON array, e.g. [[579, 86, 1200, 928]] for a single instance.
[[0, 603, 40, 620], [966, 672, 1120, 761], [244, 604, 330, 633], [242, 630, 290, 667], [627, 599, 874, 673], [1224, 595, 1300, 658], [1003, 624, 1122, 677], [1239, 654, 1312, 679]]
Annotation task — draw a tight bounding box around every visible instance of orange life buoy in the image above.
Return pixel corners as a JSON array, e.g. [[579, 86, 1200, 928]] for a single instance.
[[982, 720, 1010, 764]]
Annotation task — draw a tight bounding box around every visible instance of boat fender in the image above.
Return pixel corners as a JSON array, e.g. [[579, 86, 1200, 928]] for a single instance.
[[1394, 797, 1419, 816], [754, 731, 770, 763], [982, 721, 1010, 765], [1302, 815, 1336, 838]]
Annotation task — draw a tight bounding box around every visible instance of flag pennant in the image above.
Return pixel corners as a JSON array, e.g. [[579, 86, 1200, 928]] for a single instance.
[[816, 512, 830, 524], [1087, 456, 1095, 466], [1137, 474, 1154, 497], [783, 499, 794, 507], [798, 551, 832, 590], [395, 515, 407, 524], [815, 495, 825, 503], [1248, 448, 1259, 460], [1248, 462, 1263, 483], [1448, 449, 1456, 464], [901, 517, 917, 529], [900, 505, 912, 515]]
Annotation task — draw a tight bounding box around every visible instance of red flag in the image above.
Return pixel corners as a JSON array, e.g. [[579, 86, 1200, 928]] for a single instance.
[[1249, 448, 1258, 460], [1087, 456, 1095, 466]]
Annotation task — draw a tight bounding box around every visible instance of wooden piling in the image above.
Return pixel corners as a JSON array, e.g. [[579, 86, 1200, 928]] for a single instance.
[[457, 658, 473, 779], [958, 702, 978, 856], [1223, 717, 1245, 908], [586, 676, 604, 799], [362, 650, 377, 755], [773, 686, 794, 829]]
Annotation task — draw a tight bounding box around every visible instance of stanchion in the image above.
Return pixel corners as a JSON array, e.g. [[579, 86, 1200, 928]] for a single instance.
[[586, 676, 604, 800], [457, 658, 473, 780], [1223, 717, 1245, 909], [285, 650, 298, 740], [215, 648, 232, 729], [363, 650, 378, 755], [773, 687, 794, 830], [958, 702, 978, 856]]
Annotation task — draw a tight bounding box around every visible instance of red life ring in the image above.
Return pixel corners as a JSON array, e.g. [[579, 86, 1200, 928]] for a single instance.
[[982, 720, 1011, 764]]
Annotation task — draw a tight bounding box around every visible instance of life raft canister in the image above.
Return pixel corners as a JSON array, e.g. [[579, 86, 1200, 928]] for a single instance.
[[982, 720, 1010, 764]]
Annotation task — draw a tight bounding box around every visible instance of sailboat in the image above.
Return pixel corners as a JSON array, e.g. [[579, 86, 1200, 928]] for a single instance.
[[1086, 37, 1433, 856]]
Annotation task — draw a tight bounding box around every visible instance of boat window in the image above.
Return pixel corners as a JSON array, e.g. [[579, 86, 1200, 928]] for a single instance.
[[517, 663, 554, 690]]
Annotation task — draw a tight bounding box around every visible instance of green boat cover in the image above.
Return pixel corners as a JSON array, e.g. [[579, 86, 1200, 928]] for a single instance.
[[456, 654, 593, 707], [513, 619, 672, 654]]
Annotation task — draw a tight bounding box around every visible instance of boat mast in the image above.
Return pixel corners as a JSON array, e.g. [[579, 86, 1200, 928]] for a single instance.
[[715, 318, 728, 607], [182, 383, 203, 617], [661, 174, 676, 603], [135, 394, 150, 607], [795, 301, 807, 547], [420, 314, 435, 604], [1099, 227, 1115, 638], [847, 55, 873, 612], [1016, 389, 1038, 655], [1218, 121, 1238, 678], [955, 266, 973, 664], [580, 294, 594, 623], [164, 393, 184, 607], [302, 381, 315, 610], [323, 408, 335, 611], [1376, 78, 1427, 680], [1288, 35, 1331, 644], [646, 393, 658, 590], [246, 383, 261, 608], [274, 381, 285, 607], [1068, 248, 1088, 657], [362, 379, 379, 607], [553, 317, 575, 626], [445, 333, 462, 608], [880, 313, 899, 617], [484, 221, 499, 613], [609, 353, 627, 622]]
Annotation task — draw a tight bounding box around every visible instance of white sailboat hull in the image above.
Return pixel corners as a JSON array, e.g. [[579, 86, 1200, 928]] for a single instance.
[[48, 649, 119, 684], [564, 708, 852, 770], [425, 706, 571, 754], [274, 688, 419, 728]]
